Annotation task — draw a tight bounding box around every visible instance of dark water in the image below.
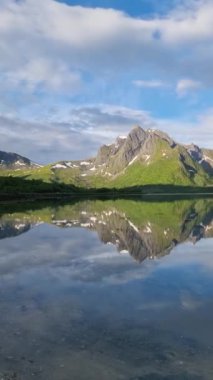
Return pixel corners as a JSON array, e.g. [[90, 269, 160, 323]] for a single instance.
[[0, 198, 212, 380]]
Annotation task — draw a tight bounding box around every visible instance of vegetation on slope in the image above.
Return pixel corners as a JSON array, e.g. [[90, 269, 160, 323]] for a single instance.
[[0, 127, 212, 197]]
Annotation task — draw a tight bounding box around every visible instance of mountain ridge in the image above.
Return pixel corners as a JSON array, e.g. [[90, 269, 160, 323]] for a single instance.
[[48, 125, 213, 187], [0, 126, 212, 192]]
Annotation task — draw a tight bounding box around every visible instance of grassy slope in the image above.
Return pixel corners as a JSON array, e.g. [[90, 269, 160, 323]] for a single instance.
[[0, 140, 212, 193], [52, 141, 211, 188], [104, 143, 211, 188]]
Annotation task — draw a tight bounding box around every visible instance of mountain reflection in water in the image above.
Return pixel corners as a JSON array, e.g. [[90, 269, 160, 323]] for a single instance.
[[0, 198, 213, 380], [0, 198, 212, 262]]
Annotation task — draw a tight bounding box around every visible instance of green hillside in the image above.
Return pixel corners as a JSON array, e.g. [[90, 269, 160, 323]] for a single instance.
[[0, 126, 212, 197]]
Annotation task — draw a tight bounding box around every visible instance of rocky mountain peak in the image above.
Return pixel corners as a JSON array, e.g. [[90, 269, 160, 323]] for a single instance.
[[95, 125, 183, 174], [127, 125, 145, 143], [124, 126, 146, 151]]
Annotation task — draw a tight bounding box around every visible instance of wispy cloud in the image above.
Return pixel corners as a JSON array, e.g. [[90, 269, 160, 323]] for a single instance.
[[132, 80, 168, 89], [176, 78, 202, 97]]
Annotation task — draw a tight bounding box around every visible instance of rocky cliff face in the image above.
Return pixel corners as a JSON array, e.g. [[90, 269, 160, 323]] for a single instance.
[[92, 125, 212, 178], [186, 144, 213, 176], [95, 126, 176, 174]]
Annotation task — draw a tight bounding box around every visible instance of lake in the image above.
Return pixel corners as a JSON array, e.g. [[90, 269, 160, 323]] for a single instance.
[[0, 198, 212, 380]]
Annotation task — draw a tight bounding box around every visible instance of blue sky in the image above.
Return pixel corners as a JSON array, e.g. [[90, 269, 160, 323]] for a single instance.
[[0, 0, 212, 163], [58, 0, 179, 17]]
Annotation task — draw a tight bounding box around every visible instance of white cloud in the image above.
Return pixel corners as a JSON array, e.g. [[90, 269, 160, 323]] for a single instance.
[[6, 58, 82, 93], [0, 0, 212, 160], [0, 104, 212, 164], [68, 105, 154, 139], [132, 80, 167, 88], [0, 105, 155, 163], [0, 115, 94, 163], [176, 78, 202, 96], [0, 0, 213, 96]]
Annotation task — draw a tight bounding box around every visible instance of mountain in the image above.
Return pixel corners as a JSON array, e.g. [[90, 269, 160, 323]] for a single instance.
[[44, 126, 213, 187], [0, 150, 41, 170], [94, 126, 176, 174], [0, 126, 212, 193], [48, 125, 213, 188]]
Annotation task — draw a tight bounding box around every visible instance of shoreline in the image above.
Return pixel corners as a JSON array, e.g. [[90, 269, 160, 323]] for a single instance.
[[0, 191, 212, 203]]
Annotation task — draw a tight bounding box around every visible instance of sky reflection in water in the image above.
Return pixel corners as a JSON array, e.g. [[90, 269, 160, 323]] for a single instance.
[[0, 198, 212, 380]]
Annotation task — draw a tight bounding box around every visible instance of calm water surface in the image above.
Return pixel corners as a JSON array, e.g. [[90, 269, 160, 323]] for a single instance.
[[0, 198, 212, 380]]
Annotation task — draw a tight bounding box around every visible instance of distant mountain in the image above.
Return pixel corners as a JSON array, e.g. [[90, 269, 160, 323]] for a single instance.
[[0, 126, 212, 191], [0, 150, 41, 170]]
